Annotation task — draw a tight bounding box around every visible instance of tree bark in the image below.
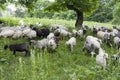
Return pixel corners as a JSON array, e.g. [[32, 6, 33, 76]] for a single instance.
[[75, 11, 83, 28], [67, 5, 83, 28]]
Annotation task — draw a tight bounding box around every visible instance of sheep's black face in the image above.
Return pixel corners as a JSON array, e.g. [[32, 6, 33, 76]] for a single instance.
[[4, 45, 8, 50]]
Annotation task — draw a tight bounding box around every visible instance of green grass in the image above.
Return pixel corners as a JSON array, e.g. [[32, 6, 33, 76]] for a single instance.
[[0, 17, 120, 80]]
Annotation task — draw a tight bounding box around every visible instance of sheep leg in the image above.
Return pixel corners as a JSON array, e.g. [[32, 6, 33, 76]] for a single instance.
[[13, 50, 16, 56], [25, 50, 30, 56]]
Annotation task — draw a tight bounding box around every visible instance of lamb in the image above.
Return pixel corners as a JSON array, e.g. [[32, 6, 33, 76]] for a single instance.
[[96, 48, 108, 70], [65, 37, 76, 51], [113, 36, 120, 47], [4, 43, 30, 56]]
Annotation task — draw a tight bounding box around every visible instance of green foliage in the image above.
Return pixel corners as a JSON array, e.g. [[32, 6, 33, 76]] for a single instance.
[[46, 0, 99, 13], [87, 0, 114, 23], [112, 2, 120, 24]]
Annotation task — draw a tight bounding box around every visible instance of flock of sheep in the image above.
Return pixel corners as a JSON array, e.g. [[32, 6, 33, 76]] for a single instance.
[[1, 20, 120, 70]]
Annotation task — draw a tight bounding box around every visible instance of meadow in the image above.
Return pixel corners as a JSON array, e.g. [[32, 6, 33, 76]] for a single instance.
[[0, 17, 120, 80]]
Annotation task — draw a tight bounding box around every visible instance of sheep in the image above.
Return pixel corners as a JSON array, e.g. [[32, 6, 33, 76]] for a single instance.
[[76, 29, 85, 38], [91, 25, 100, 34], [30, 26, 50, 38], [54, 28, 70, 40], [96, 48, 108, 70], [65, 37, 76, 51], [72, 29, 77, 37], [112, 26, 119, 36], [83, 36, 102, 57], [50, 24, 68, 31], [111, 54, 119, 66], [97, 31, 105, 39], [97, 31, 112, 47], [30, 39, 48, 51], [47, 38, 57, 52], [0, 29, 14, 38], [26, 30, 37, 39], [47, 33, 55, 40], [82, 41, 95, 57], [113, 36, 120, 47], [12, 30, 23, 38], [4, 43, 30, 56]]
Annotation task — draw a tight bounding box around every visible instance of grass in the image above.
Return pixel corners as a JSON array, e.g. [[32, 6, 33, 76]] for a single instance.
[[0, 17, 120, 80]]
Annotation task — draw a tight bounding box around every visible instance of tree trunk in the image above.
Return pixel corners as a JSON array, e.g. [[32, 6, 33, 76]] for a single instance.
[[75, 11, 83, 28]]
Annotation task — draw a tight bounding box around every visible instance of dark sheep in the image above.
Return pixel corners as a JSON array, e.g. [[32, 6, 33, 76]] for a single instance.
[[4, 43, 30, 56], [30, 25, 50, 38]]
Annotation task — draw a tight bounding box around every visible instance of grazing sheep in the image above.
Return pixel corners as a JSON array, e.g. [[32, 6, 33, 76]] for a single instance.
[[76, 29, 85, 38], [72, 29, 78, 37], [47, 38, 57, 52], [47, 33, 55, 40], [51, 24, 68, 31], [12, 30, 23, 38], [30, 26, 50, 38], [96, 48, 108, 70], [30, 39, 48, 50], [97, 31, 112, 47], [111, 54, 119, 66], [91, 25, 99, 34], [113, 36, 120, 47], [82, 41, 95, 57], [0, 29, 14, 38], [83, 36, 102, 57], [26, 30, 37, 39], [4, 43, 30, 56], [65, 37, 76, 51], [54, 28, 70, 39]]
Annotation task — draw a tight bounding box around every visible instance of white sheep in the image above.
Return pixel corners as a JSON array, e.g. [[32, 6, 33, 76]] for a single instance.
[[12, 30, 23, 38], [30, 39, 48, 50], [113, 36, 120, 47], [76, 29, 84, 38], [47, 33, 55, 40], [65, 37, 76, 51], [47, 38, 57, 52], [26, 30, 36, 39], [96, 48, 108, 70], [54, 28, 70, 39], [72, 29, 77, 37], [0, 29, 14, 38], [51, 24, 68, 31], [97, 31, 105, 39], [83, 36, 102, 57]]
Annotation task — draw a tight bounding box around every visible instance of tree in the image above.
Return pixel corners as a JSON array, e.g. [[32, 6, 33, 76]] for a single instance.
[[45, 0, 99, 27], [0, 0, 37, 11], [87, 0, 114, 22]]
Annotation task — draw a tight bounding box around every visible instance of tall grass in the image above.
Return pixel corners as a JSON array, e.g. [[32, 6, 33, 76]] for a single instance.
[[0, 17, 120, 80]]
